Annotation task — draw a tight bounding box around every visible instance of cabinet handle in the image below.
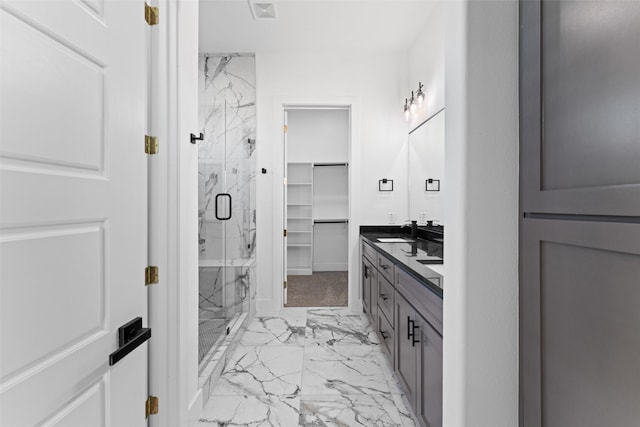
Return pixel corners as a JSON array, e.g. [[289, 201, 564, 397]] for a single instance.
[[407, 317, 420, 347], [379, 293, 388, 301], [380, 330, 389, 340], [411, 322, 420, 347], [381, 264, 389, 270], [364, 266, 370, 279]]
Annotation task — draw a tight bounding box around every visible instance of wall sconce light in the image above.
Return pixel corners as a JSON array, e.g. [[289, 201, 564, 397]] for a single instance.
[[403, 82, 426, 120]]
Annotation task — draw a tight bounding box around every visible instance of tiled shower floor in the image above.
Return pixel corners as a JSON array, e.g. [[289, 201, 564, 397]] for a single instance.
[[198, 308, 417, 426]]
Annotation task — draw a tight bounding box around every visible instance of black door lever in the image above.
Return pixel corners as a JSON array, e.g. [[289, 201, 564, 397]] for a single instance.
[[109, 317, 151, 366]]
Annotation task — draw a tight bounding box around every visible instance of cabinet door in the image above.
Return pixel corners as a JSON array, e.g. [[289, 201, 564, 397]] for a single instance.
[[395, 291, 418, 412], [362, 257, 374, 315], [417, 315, 443, 427]]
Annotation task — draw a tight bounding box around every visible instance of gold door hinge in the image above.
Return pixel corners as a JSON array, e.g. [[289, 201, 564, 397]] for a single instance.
[[283, 229, 287, 237], [145, 395, 158, 418], [145, 3, 159, 25], [283, 124, 288, 133], [145, 266, 159, 285], [283, 281, 287, 289], [145, 135, 158, 154]]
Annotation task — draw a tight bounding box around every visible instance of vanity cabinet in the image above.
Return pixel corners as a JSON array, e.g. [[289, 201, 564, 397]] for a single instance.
[[361, 236, 443, 427]]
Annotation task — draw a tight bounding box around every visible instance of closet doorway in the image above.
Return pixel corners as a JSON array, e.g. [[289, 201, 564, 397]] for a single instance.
[[284, 107, 350, 307]]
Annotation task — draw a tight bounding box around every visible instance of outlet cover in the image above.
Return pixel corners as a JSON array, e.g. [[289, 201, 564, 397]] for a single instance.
[[388, 213, 396, 224]]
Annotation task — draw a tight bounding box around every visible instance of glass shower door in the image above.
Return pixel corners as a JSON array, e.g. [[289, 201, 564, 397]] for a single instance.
[[198, 103, 227, 365], [198, 102, 253, 367]]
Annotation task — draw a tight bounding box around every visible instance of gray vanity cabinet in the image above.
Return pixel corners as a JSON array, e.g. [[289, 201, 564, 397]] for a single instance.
[[361, 237, 443, 427], [396, 290, 443, 427]]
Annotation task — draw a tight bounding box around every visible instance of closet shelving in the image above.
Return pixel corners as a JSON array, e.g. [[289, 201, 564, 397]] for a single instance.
[[312, 163, 349, 272], [286, 162, 349, 275], [287, 163, 313, 275]]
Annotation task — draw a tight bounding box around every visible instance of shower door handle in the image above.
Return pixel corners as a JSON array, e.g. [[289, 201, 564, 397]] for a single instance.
[[215, 193, 232, 220]]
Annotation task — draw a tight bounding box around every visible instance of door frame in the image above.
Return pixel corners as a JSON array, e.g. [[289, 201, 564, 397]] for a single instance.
[[273, 97, 361, 311], [148, 0, 200, 426]]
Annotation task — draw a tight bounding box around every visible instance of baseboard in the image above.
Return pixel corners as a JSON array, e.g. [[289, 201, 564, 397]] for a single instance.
[[187, 389, 203, 427], [288, 268, 312, 275], [312, 263, 348, 271]]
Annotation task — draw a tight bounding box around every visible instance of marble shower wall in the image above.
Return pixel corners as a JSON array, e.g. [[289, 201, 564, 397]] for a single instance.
[[198, 54, 256, 263]]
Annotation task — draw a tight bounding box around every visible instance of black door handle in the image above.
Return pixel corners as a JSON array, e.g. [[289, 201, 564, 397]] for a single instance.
[[215, 193, 232, 220], [109, 317, 151, 366]]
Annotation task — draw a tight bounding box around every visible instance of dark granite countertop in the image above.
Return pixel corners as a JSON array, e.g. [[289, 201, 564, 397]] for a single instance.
[[360, 226, 444, 298]]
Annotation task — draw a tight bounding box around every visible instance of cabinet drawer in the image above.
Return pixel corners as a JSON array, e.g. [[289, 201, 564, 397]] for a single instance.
[[362, 240, 377, 263], [377, 310, 394, 365], [396, 268, 443, 335], [377, 252, 395, 283], [377, 274, 394, 327]]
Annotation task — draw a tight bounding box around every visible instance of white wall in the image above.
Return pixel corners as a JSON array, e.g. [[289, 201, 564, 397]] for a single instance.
[[406, 2, 446, 225], [287, 109, 349, 163], [255, 52, 408, 312], [443, 1, 519, 425], [408, 1, 445, 128]]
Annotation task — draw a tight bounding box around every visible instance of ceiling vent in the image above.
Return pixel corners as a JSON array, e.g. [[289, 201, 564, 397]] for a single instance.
[[248, 1, 277, 20]]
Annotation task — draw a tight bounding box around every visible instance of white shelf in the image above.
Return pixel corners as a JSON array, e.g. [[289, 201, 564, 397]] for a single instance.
[[287, 203, 312, 206], [288, 230, 312, 233], [288, 182, 312, 186], [287, 243, 312, 247]]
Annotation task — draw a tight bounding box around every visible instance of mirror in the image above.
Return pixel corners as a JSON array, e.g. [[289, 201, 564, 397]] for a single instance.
[[408, 110, 445, 225]]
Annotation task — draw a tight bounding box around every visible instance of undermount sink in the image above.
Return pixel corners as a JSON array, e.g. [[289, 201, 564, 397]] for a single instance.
[[377, 238, 415, 243], [416, 258, 443, 265]]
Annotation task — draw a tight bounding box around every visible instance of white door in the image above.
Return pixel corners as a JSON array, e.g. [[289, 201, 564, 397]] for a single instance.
[[283, 111, 288, 306], [1, 0, 148, 425]]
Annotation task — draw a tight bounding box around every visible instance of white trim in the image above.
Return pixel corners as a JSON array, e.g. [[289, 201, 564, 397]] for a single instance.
[[148, 0, 200, 426], [271, 97, 362, 313]]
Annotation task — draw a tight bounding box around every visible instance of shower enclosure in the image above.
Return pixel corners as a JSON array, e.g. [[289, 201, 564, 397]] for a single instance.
[[198, 55, 256, 369]]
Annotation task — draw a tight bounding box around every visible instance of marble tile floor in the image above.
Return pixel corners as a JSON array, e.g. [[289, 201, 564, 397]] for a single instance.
[[198, 308, 417, 426]]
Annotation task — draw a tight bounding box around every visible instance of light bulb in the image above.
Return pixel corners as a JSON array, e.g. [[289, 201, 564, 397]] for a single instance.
[[409, 91, 417, 113], [404, 99, 410, 121], [416, 82, 425, 107]]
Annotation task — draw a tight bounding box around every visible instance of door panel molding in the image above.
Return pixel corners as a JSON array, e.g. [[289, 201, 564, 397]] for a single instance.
[[520, 0, 640, 217]]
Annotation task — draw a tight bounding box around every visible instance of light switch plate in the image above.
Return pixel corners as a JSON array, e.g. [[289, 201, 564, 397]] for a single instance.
[[388, 213, 396, 224]]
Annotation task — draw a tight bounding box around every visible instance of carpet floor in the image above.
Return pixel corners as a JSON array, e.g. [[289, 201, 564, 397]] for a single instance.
[[285, 271, 348, 307]]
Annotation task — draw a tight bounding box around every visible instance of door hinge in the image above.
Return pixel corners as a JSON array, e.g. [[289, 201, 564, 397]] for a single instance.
[[283, 229, 287, 237], [145, 135, 159, 154], [145, 3, 159, 26], [145, 395, 158, 418], [283, 124, 288, 133], [145, 266, 159, 285], [284, 281, 287, 289]]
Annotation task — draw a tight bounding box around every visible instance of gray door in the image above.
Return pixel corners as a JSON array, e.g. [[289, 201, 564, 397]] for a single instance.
[[520, 1, 640, 426]]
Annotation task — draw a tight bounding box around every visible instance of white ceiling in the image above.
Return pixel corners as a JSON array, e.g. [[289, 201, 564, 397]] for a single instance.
[[199, 0, 439, 53]]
